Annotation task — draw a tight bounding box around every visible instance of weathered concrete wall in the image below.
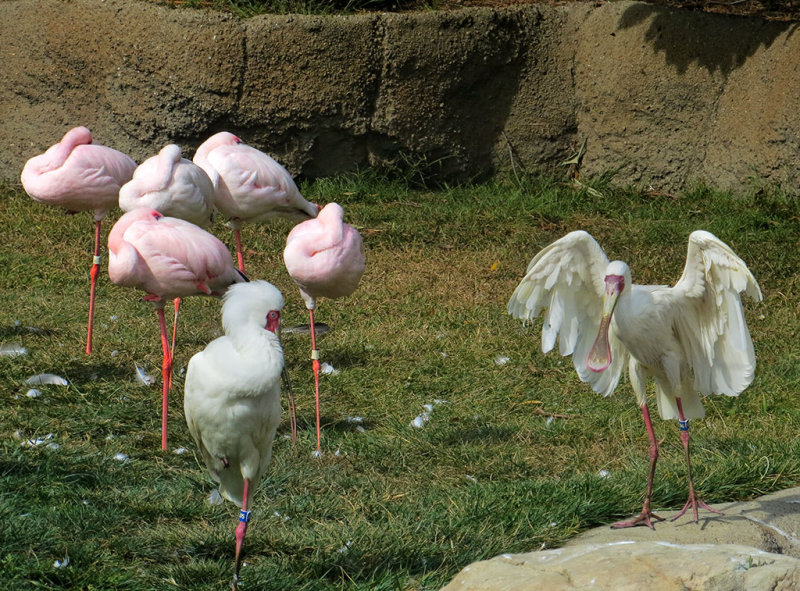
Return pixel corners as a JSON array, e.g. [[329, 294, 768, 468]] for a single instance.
[[1, 0, 799, 192]]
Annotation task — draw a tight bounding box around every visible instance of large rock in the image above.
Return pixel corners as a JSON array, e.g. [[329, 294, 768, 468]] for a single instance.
[[442, 487, 800, 590], [3, 0, 800, 191], [567, 486, 800, 558], [441, 542, 800, 591]]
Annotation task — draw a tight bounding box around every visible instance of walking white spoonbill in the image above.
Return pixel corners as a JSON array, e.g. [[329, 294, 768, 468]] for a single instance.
[[507, 230, 761, 528], [283, 202, 365, 454], [108, 208, 244, 450], [183, 280, 285, 589], [20, 126, 137, 355], [193, 131, 319, 273]]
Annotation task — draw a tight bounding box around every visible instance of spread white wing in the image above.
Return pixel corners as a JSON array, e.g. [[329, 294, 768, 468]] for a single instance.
[[671, 230, 762, 396], [508, 230, 628, 396]]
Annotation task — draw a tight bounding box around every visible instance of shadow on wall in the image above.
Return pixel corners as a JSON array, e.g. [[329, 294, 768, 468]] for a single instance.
[[355, 10, 533, 185], [618, 3, 799, 76]]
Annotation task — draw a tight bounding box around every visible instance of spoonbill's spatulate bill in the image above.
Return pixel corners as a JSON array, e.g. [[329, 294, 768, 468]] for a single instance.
[[184, 281, 285, 589], [283, 202, 365, 454], [193, 131, 319, 273], [20, 126, 137, 355], [508, 230, 762, 528], [108, 208, 245, 450]]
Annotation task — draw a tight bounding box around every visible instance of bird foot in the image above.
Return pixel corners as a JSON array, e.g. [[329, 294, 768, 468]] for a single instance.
[[611, 510, 665, 530], [670, 494, 724, 523]]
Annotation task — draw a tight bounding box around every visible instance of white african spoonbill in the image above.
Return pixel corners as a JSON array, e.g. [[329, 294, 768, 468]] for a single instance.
[[193, 131, 319, 273], [183, 280, 285, 589], [108, 208, 245, 450], [283, 202, 365, 454], [507, 230, 761, 528], [20, 126, 137, 355]]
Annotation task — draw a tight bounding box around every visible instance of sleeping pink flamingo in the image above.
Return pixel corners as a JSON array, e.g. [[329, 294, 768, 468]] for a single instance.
[[119, 143, 215, 228], [193, 132, 319, 273], [20, 126, 137, 355], [283, 202, 365, 454], [108, 208, 244, 450], [119, 143, 217, 380]]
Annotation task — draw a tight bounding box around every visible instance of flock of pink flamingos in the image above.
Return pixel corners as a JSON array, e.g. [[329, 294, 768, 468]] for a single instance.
[[20, 126, 366, 586]]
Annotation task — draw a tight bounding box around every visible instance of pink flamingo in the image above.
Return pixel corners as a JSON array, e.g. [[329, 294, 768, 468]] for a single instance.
[[193, 131, 319, 273], [119, 144, 215, 228], [184, 281, 285, 589], [20, 126, 137, 355], [108, 208, 245, 451], [119, 143, 217, 370], [283, 202, 365, 454]]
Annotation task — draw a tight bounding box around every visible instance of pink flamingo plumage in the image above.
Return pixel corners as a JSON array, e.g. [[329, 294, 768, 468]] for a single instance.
[[283, 202, 365, 454], [20, 126, 137, 355], [184, 280, 285, 589], [119, 143, 215, 228], [193, 131, 319, 273], [108, 208, 245, 450], [119, 143, 217, 375]]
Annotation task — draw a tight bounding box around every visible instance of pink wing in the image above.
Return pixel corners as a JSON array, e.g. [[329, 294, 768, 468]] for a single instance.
[[119, 145, 215, 227], [110, 210, 238, 299], [284, 203, 365, 306], [21, 127, 136, 218]]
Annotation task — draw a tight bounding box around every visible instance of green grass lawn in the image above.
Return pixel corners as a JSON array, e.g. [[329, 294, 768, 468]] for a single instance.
[[1, 172, 799, 590]]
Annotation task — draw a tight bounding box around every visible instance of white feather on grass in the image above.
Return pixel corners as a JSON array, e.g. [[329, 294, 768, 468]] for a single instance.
[[26, 374, 68, 386]]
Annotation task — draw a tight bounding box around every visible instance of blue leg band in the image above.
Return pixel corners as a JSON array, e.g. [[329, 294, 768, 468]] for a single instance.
[[239, 510, 252, 523], [679, 419, 690, 432]]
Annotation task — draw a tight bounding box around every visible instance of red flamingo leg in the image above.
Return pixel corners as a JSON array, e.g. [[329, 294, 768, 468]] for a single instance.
[[86, 219, 102, 355], [233, 478, 251, 589], [156, 306, 172, 451], [671, 398, 724, 523], [168, 297, 181, 390], [612, 404, 665, 529], [234, 228, 245, 273], [309, 309, 322, 454]]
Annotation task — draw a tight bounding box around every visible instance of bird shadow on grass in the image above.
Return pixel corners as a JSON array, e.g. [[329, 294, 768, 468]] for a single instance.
[[288, 415, 375, 435], [433, 423, 518, 446], [58, 358, 136, 385], [0, 324, 57, 338]]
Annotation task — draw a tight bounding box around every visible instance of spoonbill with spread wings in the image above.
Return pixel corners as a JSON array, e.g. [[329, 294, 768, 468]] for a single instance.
[[508, 230, 761, 528]]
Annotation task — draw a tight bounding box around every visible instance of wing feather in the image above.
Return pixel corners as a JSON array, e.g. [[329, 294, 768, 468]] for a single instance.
[[672, 231, 762, 396], [508, 231, 628, 396]]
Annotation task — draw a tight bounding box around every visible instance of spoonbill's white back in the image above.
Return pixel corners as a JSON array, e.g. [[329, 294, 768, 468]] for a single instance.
[[184, 280, 285, 588]]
